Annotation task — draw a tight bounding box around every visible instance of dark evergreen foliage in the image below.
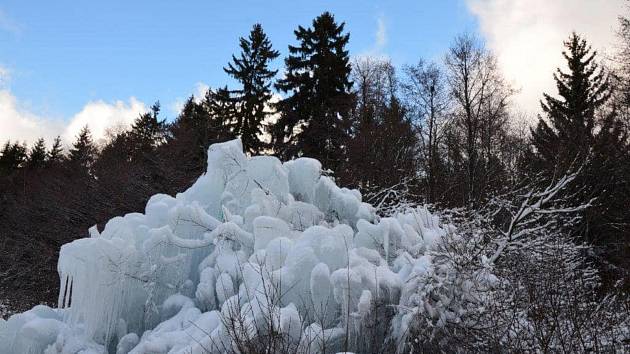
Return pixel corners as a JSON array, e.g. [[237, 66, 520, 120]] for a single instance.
[[530, 33, 629, 282], [170, 96, 214, 169], [47, 136, 65, 166], [0, 141, 27, 175], [129, 102, 166, 156], [273, 12, 354, 172], [531, 33, 611, 172], [205, 86, 238, 141], [27, 138, 47, 169], [168, 90, 236, 173], [68, 126, 97, 171], [224, 24, 279, 154]]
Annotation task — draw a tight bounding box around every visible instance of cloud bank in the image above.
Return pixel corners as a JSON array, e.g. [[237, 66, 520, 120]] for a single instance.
[[467, 0, 625, 113], [0, 82, 146, 148], [0, 89, 64, 146], [0, 76, 217, 149], [61, 98, 147, 145]]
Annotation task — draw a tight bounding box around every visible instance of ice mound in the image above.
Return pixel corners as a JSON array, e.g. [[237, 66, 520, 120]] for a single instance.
[[0, 139, 450, 353]]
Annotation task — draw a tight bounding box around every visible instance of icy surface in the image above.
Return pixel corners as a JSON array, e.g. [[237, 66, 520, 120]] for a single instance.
[[0, 139, 451, 353]]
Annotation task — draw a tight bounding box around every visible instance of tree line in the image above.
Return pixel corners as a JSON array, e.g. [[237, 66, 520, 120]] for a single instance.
[[0, 11, 628, 312]]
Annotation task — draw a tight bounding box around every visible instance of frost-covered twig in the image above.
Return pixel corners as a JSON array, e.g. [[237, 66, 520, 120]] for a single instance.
[[488, 167, 593, 264]]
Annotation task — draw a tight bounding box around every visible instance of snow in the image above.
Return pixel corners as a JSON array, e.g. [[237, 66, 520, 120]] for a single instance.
[[0, 138, 452, 353]]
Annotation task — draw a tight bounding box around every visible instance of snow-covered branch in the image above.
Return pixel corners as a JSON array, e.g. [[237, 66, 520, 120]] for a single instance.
[[488, 167, 592, 264]]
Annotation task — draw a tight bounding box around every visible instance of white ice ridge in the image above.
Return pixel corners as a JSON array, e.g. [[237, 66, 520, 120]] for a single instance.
[[0, 139, 451, 354]]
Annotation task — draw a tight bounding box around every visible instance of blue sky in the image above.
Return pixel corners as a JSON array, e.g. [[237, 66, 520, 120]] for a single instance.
[[1, 1, 475, 119], [0, 0, 624, 145]]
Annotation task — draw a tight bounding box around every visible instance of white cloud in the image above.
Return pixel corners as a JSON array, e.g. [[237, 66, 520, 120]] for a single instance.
[[62, 98, 146, 145], [0, 64, 148, 147], [0, 85, 146, 148], [0, 66, 65, 145], [3, 33, 214, 148], [467, 0, 625, 113], [0, 89, 64, 145]]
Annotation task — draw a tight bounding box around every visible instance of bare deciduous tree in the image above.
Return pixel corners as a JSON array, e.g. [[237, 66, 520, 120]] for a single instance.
[[401, 60, 449, 203], [444, 34, 515, 204]]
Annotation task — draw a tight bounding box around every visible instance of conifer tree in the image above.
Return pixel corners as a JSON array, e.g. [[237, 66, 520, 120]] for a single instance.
[[176, 96, 211, 164], [0, 141, 12, 175], [47, 136, 65, 166], [166, 90, 236, 174], [224, 24, 279, 154], [130, 101, 166, 155], [205, 86, 238, 141], [273, 12, 354, 171], [0, 141, 9, 154], [166, 90, 226, 171], [531, 33, 610, 172], [0, 141, 27, 174], [69, 126, 97, 171], [27, 138, 47, 168], [531, 33, 629, 276], [14, 142, 27, 169]]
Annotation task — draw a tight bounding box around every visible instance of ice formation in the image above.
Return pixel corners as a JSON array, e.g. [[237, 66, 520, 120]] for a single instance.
[[0, 139, 451, 353]]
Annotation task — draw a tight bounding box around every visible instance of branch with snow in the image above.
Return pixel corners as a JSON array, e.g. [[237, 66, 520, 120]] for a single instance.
[[488, 167, 593, 264]]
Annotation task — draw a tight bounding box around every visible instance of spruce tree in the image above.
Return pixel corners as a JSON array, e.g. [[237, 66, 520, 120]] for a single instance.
[[173, 93, 235, 169], [531, 33, 630, 278], [27, 138, 47, 168], [224, 24, 279, 154], [531, 33, 610, 172], [177, 96, 211, 164], [13, 142, 27, 169], [273, 12, 354, 171], [167, 91, 235, 174], [0, 141, 12, 175], [205, 86, 238, 141], [130, 101, 166, 155], [0, 141, 27, 174], [1, 142, 11, 175], [47, 136, 65, 166], [69, 126, 97, 171]]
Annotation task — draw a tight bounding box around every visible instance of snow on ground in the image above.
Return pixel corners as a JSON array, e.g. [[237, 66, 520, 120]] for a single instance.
[[0, 139, 452, 353]]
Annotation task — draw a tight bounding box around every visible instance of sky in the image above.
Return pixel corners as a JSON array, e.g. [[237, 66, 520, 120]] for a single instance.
[[0, 0, 626, 146]]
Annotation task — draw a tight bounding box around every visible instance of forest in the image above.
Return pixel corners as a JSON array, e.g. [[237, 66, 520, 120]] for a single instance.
[[0, 9, 629, 353]]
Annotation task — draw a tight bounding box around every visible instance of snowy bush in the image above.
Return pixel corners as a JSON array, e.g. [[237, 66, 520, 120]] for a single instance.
[[0, 139, 627, 354], [395, 173, 630, 353]]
